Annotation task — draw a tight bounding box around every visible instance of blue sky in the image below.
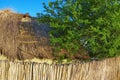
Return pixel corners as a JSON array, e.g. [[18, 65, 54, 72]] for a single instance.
[[0, 0, 55, 17]]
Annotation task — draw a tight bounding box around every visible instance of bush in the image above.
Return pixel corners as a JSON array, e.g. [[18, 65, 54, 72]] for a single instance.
[[38, 0, 120, 59]]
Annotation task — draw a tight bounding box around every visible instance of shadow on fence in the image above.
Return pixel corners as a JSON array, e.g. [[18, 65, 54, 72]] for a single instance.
[[0, 56, 120, 80]]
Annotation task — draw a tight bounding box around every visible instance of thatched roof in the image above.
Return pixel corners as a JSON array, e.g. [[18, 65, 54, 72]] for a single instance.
[[0, 9, 53, 60]]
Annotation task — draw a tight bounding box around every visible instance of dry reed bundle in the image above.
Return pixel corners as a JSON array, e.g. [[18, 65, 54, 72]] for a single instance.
[[1, 56, 120, 80]]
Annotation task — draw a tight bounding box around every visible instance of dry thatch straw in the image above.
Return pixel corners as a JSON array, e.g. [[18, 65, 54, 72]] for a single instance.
[[0, 9, 19, 59], [0, 9, 53, 60]]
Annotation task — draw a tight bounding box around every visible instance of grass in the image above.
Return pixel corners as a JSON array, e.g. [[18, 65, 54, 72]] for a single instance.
[[0, 55, 7, 60], [0, 55, 74, 64]]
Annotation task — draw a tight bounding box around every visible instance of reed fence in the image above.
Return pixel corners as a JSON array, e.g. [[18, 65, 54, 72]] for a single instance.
[[0, 56, 120, 80]]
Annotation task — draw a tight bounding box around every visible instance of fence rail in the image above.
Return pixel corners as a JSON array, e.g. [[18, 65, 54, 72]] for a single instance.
[[0, 57, 120, 80]]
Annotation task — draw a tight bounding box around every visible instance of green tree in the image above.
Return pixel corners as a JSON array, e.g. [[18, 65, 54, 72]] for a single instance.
[[38, 0, 120, 59]]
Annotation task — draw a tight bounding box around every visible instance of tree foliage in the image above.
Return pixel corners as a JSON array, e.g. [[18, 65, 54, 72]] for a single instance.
[[38, 0, 120, 59]]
